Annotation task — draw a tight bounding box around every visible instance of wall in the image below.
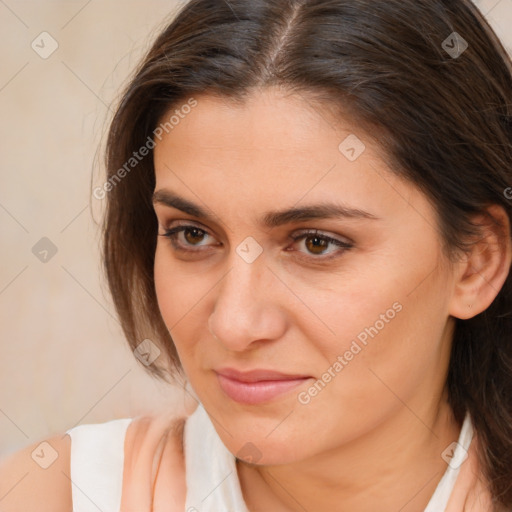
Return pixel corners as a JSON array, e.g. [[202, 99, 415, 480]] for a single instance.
[[1, 0, 511, 458]]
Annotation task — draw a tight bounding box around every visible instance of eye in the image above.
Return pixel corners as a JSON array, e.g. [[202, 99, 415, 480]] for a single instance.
[[159, 223, 353, 261], [289, 229, 353, 261], [159, 224, 218, 253]]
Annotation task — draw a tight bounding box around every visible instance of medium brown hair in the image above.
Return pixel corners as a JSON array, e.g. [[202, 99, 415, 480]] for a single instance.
[[101, 0, 512, 505]]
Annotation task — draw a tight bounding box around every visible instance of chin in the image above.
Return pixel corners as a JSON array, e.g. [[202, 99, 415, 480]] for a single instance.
[[228, 432, 309, 466], [202, 403, 316, 465]]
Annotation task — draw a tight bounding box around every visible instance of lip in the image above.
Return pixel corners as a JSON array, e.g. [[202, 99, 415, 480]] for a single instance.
[[215, 367, 312, 405]]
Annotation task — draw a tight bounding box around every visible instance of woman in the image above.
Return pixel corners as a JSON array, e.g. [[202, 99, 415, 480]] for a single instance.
[[1, 0, 511, 510]]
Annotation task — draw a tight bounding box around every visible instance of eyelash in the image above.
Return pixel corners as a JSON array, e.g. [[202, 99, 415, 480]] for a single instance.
[[159, 224, 354, 262]]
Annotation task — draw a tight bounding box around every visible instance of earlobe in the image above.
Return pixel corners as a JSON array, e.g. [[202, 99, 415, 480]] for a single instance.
[[448, 205, 512, 320]]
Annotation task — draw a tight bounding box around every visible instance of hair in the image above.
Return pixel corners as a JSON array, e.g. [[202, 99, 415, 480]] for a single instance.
[[101, 0, 512, 506]]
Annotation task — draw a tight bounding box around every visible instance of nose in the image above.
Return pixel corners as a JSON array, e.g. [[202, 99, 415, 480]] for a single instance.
[[207, 252, 287, 352]]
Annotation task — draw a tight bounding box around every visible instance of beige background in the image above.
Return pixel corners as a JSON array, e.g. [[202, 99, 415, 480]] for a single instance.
[[1, 0, 511, 459]]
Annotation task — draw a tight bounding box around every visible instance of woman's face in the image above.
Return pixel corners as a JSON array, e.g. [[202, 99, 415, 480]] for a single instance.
[[153, 87, 458, 464]]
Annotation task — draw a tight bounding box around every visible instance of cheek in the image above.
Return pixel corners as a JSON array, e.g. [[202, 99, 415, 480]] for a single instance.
[[153, 248, 175, 322], [282, 278, 452, 458], [154, 249, 193, 349], [294, 242, 451, 401], [154, 246, 201, 320], [305, 270, 451, 415], [284, 258, 406, 366], [153, 247, 210, 362]]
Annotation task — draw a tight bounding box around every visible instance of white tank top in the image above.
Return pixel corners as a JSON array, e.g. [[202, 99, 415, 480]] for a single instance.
[[66, 405, 473, 512]]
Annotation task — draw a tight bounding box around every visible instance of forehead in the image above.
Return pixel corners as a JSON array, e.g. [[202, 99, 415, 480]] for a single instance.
[[155, 88, 344, 155], [154, 87, 372, 177], [151, 87, 426, 225]]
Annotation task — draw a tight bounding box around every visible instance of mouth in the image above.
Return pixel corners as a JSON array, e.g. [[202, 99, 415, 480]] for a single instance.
[[214, 367, 312, 405]]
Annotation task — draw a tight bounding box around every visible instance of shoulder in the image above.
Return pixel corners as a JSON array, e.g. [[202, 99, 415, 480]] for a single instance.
[[0, 433, 72, 511], [0, 413, 190, 512], [120, 412, 188, 511]]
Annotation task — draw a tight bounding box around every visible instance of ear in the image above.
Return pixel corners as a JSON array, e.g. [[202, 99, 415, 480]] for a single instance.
[[449, 204, 512, 320]]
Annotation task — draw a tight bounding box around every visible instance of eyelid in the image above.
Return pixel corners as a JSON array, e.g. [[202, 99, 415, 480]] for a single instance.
[[161, 219, 210, 230], [159, 222, 218, 248], [159, 221, 354, 261], [160, 220, 352, 244], [289, 228, 354, 245], [287, 229, 353, 262], [159, 219, 216, 239]]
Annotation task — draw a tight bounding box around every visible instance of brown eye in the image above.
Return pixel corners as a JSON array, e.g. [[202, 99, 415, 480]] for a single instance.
[[304, 235, 330, 255], [290, 230, 354, 261], [183, 227, 207, 245], [159, 225, 217, 252]]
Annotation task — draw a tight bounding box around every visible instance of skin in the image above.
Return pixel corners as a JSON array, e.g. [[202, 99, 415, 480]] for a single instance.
[[1, 86, 509, 511], [152, 86, 512, 511], [0, 434, 72, 511]]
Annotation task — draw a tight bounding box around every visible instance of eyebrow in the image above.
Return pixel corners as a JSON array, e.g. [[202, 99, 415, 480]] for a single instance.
[[152, 189, 380, 228]]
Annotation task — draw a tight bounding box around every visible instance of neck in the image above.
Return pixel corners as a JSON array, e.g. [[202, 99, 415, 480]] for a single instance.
[[237, 400, 462, 512]]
